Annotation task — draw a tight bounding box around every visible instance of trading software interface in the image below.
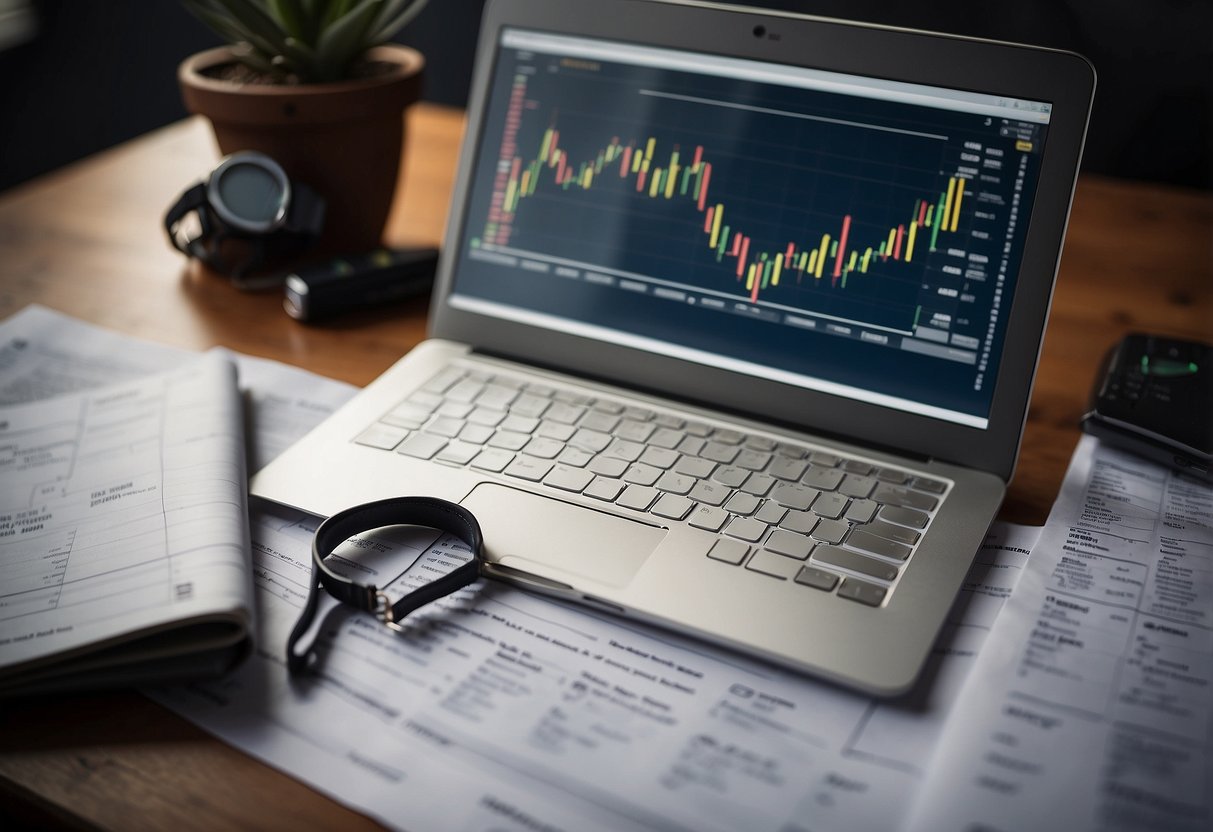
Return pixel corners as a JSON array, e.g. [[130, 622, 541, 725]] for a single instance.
[[450, 29, 1053, 428]]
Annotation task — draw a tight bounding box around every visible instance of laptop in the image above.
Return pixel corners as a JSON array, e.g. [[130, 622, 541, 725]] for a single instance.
[[252, 0, 1094, 695]]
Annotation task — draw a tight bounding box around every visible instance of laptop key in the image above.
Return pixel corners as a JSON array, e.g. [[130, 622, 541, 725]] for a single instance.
[[809, 451, 842, 467], [616, 484, 659, 511], [436, 440, 482, 466], [770, 483, 819, 511], [639, 447, 679, 469], [711, 465, 749, 487], [765, 529, 814, 560], [655, 471, 695, 494], [724, 516, 767, 542], [584, 476, 625, 501], [469, 447, 514, 472], [688, 504, 729, 532], [724, 492, 761, 515], [467, 407, 507, 427], [623, 463, 662, 486], [740, 472, 775, 496], [846, 529, 912, 561], [810, 518, 849, 544], [674, 456, 715, 478], [427, 416, 466, 438], [712, 428, 745, 445], [654, 413, 685, 429], [523, 437, 566, 459], [769, 457, 809, 482], [446, 378, 485, 403], [499, 414, 540, 434], [537, 421, 576, 442], [569, 428, 612, 452], [811, 492, 849, 519], [845, 498, 878, 524], [801, 467, 845, 491], [842, 460, 874, 475], [557, 446, 593, 467], [616, 420, 656, 443], [509, 393, 551, 418], [355, 424, 409, 450], [754, 501, 787, 526], [587, 455, 628, 478], [837, 578, 888, 607], [865, 518, 922, 545], [689, 480, 730, 506], [839, 474, 877, 498], [459, 423, 495, 444], [812, 545, 899, 582], [779, 509, 818, 535], [702, 442, 740, 464], [605, 439, 645, 462], [579, 410, 620, 433], [487, 430, 530, 451], [543, 465, 595, 493], [746, 550, 800, 579], [872, 484, 938, 512], [707, 538, 748, 565], [649, 427, 686, 449], [794, 566, 840, 592], [421, 367, 465, 395], [546, 402, 586, 424], [651, 493, 694, 520], [396, 433, 447, 460], [732, 453, 771, 473], [504, 455, 553, 482], [911, 476, 947, 494]]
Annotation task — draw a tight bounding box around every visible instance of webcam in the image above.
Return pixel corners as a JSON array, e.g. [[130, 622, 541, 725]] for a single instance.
[[752, 24, 766, 38]]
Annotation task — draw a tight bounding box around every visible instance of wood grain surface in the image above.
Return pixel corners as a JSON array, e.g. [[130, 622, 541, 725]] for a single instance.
[[0, 102, 1209, 830]]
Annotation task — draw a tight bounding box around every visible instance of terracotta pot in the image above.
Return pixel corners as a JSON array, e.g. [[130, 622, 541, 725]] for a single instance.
[[178, 44, 424, 258]]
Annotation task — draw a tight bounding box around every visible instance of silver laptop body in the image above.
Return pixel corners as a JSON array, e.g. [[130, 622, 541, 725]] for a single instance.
[[252, 0, 1094, 695]]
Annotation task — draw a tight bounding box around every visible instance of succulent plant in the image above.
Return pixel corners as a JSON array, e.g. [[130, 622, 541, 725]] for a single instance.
[[183, 0, 429, 83]]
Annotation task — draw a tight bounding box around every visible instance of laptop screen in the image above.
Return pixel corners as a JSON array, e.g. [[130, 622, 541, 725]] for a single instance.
[[448, 28, 1054, 430]]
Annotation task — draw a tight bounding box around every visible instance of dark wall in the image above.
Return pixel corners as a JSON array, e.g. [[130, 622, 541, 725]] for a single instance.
[[1, 0, 1209, 192]]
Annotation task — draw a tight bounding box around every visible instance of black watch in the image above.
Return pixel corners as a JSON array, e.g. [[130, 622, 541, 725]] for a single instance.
[[165, 151, 326, 280]]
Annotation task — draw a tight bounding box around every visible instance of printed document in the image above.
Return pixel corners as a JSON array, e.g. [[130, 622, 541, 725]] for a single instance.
[[0, 351, 251, 692], [907, 435, 1213, 832], [155, 509, 1035, 832]]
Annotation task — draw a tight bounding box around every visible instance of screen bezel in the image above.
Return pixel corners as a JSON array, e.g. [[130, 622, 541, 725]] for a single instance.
[[429, 0, 1096, 482]]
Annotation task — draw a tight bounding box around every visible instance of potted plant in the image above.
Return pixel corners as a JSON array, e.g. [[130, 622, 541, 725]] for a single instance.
[[178, 0, 429, 257]]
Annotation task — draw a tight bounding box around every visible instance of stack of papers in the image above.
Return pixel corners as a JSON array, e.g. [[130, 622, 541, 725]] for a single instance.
[[1, 305, 1208, 831]]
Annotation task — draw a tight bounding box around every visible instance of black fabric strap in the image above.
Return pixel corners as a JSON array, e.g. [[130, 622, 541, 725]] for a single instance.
[[287, 497, 483, 675]]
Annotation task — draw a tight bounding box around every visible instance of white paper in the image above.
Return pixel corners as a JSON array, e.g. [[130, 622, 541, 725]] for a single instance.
[[156, 503, 1037, 832], [906, 435, 1213, 832], [0, 305, 358, 468], [0, 351, 249, 673]]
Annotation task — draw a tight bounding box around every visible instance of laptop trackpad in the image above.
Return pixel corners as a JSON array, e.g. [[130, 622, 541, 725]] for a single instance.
[[461, 483, 665, 588]]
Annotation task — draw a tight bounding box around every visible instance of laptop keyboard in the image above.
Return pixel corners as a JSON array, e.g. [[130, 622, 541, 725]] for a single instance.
[[353, 364, 949, 608]]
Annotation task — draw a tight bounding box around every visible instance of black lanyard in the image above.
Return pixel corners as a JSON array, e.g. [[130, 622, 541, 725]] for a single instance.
[[286, 497, 484, 675]]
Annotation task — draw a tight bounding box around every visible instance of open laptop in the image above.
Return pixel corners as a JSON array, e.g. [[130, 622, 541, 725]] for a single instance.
[[252, 0, 1094, 695]]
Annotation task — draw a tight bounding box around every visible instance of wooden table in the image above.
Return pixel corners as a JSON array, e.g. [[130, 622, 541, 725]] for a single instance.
[[0, 104, 1210, 830]]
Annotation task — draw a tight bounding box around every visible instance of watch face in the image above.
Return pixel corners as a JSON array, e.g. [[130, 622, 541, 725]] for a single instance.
[[208, 152, 291, 234]]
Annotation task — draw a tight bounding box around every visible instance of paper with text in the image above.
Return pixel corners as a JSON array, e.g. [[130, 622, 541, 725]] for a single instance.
[[157, 506, 1036, 832], [0, 351, 250, 679], [906, 435, 1213, 832]]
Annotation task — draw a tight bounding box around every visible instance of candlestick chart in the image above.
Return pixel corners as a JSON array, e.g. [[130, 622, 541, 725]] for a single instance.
[[465, 64, 994, 336]]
